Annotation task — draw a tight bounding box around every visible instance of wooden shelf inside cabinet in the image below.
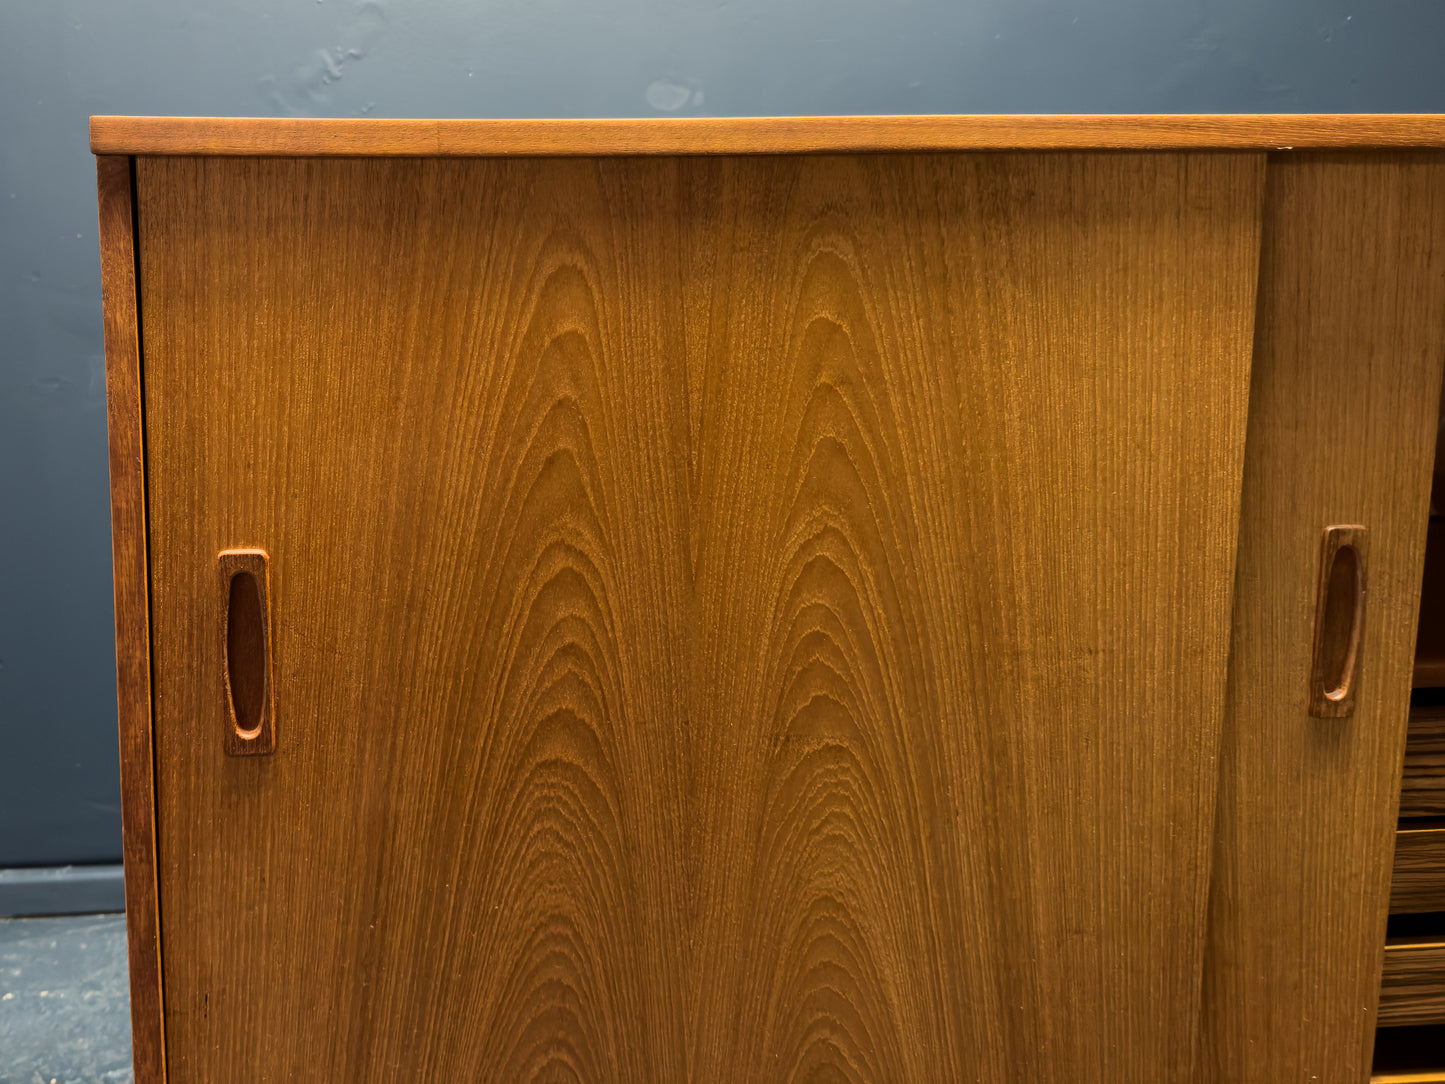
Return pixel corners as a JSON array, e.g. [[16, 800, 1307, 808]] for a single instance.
[[1391, 826, 1445, 914], [1414, 520, 1445, 687], [1374, 1023, 1445, 1081], [1380, 939, 1445, 1027], [1402, 706, 1445, 819]]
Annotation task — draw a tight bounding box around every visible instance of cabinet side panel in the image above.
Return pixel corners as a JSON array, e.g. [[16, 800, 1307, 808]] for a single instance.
[[1201, 152, 1445, 1083], [683, 152, 1265, 1081], [96, 153, 165, 1084]]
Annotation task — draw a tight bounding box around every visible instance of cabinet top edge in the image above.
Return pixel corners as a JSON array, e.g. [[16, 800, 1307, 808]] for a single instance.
[[89, 114, 1445, 157]]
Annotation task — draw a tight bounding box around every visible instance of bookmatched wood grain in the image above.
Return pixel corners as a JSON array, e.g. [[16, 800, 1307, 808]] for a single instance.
[[96, 154, 166, 1084], [1402, 708, 1445, 819], [678, 151, 1263, 1083], [1380, 940, 1445, 1027], [1199, 152, 1445, 1084], [136, 151, 1263, 1080], [1391, 827, 1445, 914], [90, 113, 1445, 158]]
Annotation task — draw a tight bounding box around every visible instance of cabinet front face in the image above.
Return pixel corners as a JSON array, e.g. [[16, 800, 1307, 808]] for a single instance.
[[135, 152, 1264, 1081]]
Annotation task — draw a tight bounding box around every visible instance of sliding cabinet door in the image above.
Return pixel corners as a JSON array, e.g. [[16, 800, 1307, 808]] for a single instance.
[[679, 152, 1265, 1082], [1201, 152, 1445, 1084], [137, 151, 1264, 1081], [140, 156, 697, 1081]]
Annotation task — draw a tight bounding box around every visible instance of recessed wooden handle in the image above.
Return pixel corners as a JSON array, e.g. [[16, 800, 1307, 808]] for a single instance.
[[1309, 525, 1367, 719], [219, 549, 275, 755]]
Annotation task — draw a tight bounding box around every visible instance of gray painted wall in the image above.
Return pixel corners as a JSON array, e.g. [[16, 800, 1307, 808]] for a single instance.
[[2, 0, 1444, 876]]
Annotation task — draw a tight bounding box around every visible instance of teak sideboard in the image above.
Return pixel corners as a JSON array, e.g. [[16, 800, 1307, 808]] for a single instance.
[[92, 115, 1445, 1083]]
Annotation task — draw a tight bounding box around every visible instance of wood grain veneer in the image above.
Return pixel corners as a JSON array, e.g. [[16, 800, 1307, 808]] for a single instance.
[[1199, 153, 1445, 1083], [1402, 708, 1445, 819], [136, 151, 1262, 1081], [677, 151, 1262, 1084], [1381, 940, 1445, 1028], [1391, 827, 1445, 914], [90, 113, 1445, 157], [96, 154, 166, 1083]]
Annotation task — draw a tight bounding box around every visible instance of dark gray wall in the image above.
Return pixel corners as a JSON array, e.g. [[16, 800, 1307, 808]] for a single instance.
[[3, 0, 1445, 872]]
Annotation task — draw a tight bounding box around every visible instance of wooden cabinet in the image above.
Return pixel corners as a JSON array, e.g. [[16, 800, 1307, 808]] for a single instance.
[[94, 116, 1445, 1083]]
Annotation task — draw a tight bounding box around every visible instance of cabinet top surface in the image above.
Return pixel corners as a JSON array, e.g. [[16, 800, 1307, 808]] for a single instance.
[[91, 114, 1445, 157]]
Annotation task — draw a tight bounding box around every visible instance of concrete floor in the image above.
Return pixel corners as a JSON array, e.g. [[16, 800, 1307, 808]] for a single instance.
[[0, 915, 132, 1084]]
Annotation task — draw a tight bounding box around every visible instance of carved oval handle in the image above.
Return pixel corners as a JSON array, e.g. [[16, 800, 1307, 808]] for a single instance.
[[219, 549, 276, 755], [1309, 526, 1367, 719]]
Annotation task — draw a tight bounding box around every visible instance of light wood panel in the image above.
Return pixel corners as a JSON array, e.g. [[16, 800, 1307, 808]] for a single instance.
[[91, 113, 1445, 158], [96, 154, 166, 1084], [1381, 941, 1445, 1028], [1402, 708, 1445, 819], [1200, 153, 1445, 1084], [137, 152, 1264, 1080], [1392, 827, 1445, 914]]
